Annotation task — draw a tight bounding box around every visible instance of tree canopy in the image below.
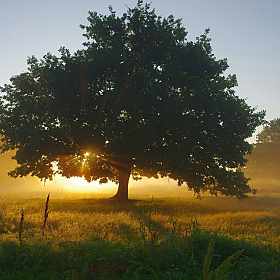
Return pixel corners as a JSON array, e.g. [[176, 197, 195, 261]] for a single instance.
[[0, 1, 265, 201], [244, 118, 280, 185]]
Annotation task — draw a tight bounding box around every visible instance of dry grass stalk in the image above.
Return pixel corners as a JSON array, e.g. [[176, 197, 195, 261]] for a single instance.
[[42, 193, 50, 237], [19, 208, 24, 251]]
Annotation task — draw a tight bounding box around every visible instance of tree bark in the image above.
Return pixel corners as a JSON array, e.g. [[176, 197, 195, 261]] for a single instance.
[[111, 164, 131, 202]]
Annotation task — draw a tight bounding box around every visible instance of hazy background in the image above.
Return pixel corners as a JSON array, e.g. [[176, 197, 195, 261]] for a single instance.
[[0, 0, 279, 195]]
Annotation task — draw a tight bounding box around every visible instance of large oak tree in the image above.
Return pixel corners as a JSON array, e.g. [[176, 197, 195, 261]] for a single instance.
[[0, 1, 265, 201]]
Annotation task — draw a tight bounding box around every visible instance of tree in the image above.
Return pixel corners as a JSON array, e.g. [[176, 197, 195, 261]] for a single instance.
[[244, 118, 280, 186], [0, 1, 265, 201]]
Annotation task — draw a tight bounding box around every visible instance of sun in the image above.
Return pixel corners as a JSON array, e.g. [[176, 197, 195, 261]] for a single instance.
[[47, 153, 115, 193], [84, 152, 90, 157]]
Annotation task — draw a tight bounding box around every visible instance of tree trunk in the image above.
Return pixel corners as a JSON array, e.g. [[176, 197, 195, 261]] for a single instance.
[[111, 164, 131, 202]]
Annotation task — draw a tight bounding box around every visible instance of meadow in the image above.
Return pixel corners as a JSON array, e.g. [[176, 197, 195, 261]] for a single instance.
[[0, 186, 280, 279]]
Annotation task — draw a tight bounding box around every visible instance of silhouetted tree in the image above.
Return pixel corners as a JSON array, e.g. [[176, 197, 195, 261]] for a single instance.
[[0, 1, 265, 201], [245, 118, 280, 186]]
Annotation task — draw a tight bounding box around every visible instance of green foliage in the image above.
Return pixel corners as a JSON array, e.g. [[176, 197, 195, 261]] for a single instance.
[[0, 1, 265, 200], [168, 214, 183, 239]]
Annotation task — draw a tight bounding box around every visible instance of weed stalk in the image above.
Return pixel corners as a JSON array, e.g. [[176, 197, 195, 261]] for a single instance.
[[42, 193, 50, 238], [19, 208, 24, 251], [168, 214, 182, 238], [203, 236, 244, 280]]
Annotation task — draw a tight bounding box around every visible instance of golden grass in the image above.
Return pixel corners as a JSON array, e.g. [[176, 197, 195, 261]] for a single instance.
[[0, 192, 280, 250]]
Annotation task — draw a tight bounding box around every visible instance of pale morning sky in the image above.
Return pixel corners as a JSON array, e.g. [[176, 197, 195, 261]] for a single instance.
[[1, 0, 279, 141]]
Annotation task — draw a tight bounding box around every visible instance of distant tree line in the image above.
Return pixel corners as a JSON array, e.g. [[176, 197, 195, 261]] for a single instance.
[[244, 118, 280, 188]]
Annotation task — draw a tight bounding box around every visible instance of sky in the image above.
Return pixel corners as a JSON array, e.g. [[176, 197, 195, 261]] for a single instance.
[[1, 0, 279, 129], [0, 0, 279, 194]]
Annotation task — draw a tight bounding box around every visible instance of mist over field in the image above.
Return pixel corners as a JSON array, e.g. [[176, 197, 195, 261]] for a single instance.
[[1, 149, 279, 199], [0, 151, 194, 198]]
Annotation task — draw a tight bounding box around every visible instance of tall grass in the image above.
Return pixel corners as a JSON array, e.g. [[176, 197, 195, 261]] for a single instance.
[[0, 193, 279, 279]]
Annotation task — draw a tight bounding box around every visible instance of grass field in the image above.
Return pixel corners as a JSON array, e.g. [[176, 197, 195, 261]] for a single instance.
[[0, 187, 280, 279]]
